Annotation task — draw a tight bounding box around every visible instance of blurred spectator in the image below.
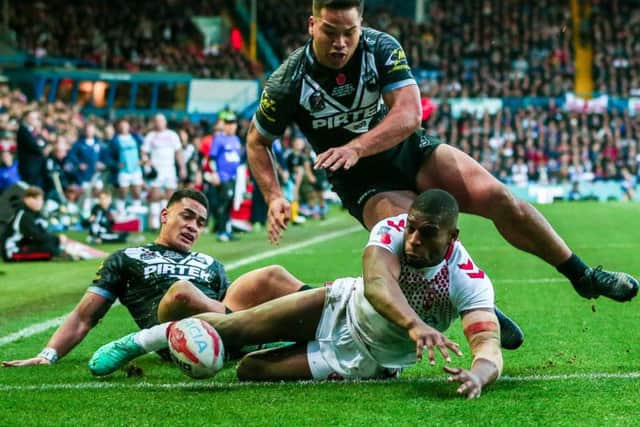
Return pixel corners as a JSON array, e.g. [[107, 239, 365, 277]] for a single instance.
[[0, 147, 20, 194], [111, 119, 143, 212], [1, 186, 68, 261], [141, 113, 186, 230], [209, 113, 242, 242], [86, 190, 128, 244], [17, 110, 50, 189]]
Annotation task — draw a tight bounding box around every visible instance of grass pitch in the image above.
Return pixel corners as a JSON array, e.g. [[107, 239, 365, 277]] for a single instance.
[[1, 202, 639, 426]]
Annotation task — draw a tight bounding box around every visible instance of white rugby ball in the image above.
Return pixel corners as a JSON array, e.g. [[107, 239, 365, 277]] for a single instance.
[[168, 318, 225, 379]]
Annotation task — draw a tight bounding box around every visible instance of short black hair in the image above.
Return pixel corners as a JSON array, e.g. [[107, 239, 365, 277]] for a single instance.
[[167, 189, 209, 214], [312, 0, 364, 16], [410, 189, 459, 227]]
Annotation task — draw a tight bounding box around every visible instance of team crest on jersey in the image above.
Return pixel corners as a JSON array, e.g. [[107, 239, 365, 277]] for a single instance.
[[336, 73, 346, 85], [140, 249, 155, 261], [162, 250, 185, 261]]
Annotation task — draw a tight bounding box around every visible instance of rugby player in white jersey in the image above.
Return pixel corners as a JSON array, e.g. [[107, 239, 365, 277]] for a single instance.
[[142, 113, 187, 230], [90, 189, 501, 399]]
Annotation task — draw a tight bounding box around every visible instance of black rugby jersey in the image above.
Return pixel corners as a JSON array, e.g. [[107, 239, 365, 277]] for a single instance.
[[88, 243, 230, 328], [253, 27, 416, 154]]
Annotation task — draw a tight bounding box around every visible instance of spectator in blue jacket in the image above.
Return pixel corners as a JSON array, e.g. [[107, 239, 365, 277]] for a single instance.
[[0, 146, 20, 194]]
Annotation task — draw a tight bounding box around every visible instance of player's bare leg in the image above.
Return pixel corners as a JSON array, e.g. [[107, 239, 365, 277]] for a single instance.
[[157, 280, 228, 322], [362, 189, 524, 350], [237, 343, 312, 381], [196, 287, 326, 348], [222, 265, 307, 312], [417, 144, 638, 302], [362, 191, 415, 230], [89, 288, 326, 376]]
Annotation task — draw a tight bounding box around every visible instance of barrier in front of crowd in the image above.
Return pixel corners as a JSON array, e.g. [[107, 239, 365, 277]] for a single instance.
[[1, 68, 260, 121]]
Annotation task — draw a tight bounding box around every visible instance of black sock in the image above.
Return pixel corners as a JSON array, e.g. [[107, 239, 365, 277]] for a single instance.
[[298, 284, 313, 292], [556, 254, 589, 284]]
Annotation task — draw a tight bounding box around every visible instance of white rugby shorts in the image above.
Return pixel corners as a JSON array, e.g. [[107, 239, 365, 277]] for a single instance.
[[306, 277, 395, 380]]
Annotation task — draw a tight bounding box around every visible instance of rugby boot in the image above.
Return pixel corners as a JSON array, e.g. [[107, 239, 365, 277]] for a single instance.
[[572, 266, 639, 302], [495, 307, 524, 350], [88, 333, 147, 376]]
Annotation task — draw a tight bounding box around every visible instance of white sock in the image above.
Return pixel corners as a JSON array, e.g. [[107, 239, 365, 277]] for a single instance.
[[133, 323, 170, 352]]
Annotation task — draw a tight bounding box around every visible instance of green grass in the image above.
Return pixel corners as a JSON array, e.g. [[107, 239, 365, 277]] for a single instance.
[[1, 203, 639, 426]]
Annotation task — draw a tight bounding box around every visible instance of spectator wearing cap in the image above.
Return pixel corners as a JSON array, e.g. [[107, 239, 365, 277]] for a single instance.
[[0, 144, 20, 194], [208, 112, 242, 242]]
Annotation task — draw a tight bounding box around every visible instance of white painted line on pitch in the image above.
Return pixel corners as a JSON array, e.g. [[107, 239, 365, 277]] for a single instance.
[[470, 242, 639, 251], [224, 225, 361, 270], [0, 225, 362, 348], [0, 317, 67, 347], [1, 371, 639, 391]]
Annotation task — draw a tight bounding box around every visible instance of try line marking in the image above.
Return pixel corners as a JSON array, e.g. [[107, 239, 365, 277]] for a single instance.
[[1, 371, 639, 391], [0, 225, 362, 347]]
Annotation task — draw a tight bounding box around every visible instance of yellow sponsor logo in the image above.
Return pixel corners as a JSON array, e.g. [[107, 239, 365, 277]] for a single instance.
[[259, 91, 277, 122]]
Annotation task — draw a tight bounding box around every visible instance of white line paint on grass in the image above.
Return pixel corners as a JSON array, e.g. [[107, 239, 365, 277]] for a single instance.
[[1, 371, 639, 391], [0, 317, 67, 347], [0, 225, 363, 347]]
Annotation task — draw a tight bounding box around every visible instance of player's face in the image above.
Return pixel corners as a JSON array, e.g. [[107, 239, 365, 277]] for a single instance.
[[403, 211, 458, 268], [98, 193, 111, 208], [154, 114, 167, 131], [25, 195, 44, 212], [158, 198, 208, 252], [309, 7, 362, 70]]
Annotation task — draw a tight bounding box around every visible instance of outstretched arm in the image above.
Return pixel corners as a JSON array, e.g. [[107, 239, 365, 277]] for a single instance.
[[444, 308, 502, 399], [2, 292, 111, 367], [362, 246, 461, 365], [247, 122, 289, 244]]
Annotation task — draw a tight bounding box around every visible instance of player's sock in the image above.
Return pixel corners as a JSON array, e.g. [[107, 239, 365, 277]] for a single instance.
[[558, 254, 639, 301], [291, 200, 299, 222], [134, 322, 170, 352], [556, 254, 589, 290]]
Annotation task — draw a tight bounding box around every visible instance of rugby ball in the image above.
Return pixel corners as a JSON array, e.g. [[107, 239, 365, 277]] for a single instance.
[[167, 318, 225, 379]]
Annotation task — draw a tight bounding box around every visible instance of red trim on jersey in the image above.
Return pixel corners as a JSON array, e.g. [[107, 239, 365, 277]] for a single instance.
[[444, 243, 454, 261], [467, 270, 485, 279], [463, 321, 498, 338], [458, 259, 473, 270]]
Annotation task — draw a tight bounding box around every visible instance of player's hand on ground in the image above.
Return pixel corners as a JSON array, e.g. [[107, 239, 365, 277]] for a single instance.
[[443, 366, 483, 399], [409, 321, 462, 366], [2, 356, 52, 367], [267, 197, 290, 244], [314, 146, 360, 172]]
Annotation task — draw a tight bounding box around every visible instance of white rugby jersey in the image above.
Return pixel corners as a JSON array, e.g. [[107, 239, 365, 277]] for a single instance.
[[347, 214, 494, 368], [142, 129, 181, 172]]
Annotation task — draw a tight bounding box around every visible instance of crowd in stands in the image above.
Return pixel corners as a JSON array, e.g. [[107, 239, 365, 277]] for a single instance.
[[8, 0, 260, 79], [425, 103, 640, 189], [258, 0, 575, 98], [0, 84, 332, 245], [590, 0, 640, 97]]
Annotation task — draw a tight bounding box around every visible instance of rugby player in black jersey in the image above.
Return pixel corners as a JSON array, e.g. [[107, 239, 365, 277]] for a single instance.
[[2, 189, 308, 367], [246, 0, 637, 331]]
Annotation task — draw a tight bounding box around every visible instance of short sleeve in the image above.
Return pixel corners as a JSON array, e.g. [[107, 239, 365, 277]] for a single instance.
[[365, 214, 408, 256], [252, 62, 297, 139], [87, 252, 125, 302], [374, 32, 417, 94]]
